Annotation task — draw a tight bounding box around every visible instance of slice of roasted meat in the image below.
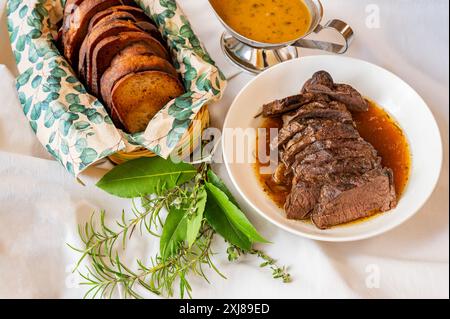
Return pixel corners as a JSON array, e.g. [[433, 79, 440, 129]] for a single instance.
[[302, 71, 369, 112], [262, 92, 330, 118], [312, 168, 397, 229]]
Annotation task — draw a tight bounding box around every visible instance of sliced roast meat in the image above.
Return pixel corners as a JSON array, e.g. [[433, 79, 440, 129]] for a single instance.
[[272, 163, 292, 186], [261, 92, 330, 117], [312, 168, 397, 229], [301, 71, 334, 93], [272, 121, 306, 150], [295, 143, 380, 167], [282, 122, 360, 165], [294, 156, 379, 183], [302, 71, 369, 112], [333, 84, 369, 112], [284, 120, 333, 150], [292, 138, 377, 165], [297, 149, 381, 171], [288, 101, 353, 124], [274, 118, 332, 150], [308, 83, 369, 113], [288, 108, 353, 126], [261, 71, 398, 229], [292, 172, 368, 189], [284, 182, 321, 220], [280, 100, 344, 124]]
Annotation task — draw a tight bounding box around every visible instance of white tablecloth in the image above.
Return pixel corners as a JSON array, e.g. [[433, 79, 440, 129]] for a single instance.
[[0, 0, 448, 299]]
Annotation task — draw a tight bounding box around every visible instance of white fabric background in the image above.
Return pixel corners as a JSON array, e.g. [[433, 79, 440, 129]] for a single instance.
[[0, 0, 448, 299]]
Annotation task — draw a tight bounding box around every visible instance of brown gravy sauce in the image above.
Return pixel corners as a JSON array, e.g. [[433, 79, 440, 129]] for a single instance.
[[255, 100, 411, 212]]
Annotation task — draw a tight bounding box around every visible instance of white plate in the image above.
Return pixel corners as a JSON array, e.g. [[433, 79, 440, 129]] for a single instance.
[[222, 56, 442, 242]]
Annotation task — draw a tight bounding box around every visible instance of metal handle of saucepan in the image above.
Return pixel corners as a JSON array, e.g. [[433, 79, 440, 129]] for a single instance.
[[292, 19, 354, 54]]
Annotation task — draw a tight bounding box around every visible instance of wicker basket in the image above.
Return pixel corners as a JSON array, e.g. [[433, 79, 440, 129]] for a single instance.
[[108, 106, 210, 165]]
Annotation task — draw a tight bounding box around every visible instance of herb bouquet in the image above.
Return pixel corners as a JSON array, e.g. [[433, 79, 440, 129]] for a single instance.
[[70, 157, 290, 299]]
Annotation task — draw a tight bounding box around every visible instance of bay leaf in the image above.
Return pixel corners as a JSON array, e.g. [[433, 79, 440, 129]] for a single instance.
[[160, 206, 188, 259], [205, 182, 269, 246], [96, 157, 197, 198], [205, 185, 252, 251], [186, 186, 207, 247], [207, 170, 239, 207]]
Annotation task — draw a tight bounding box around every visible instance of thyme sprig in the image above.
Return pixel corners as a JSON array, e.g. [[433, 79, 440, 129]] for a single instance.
[[227, 246, 292, 283]]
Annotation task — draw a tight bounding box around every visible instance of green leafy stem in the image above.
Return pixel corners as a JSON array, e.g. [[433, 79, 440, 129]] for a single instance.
[[70, 157, 291, 299]]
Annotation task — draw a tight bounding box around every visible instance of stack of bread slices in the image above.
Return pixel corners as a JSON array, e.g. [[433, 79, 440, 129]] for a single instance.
[[61, 0, 185, 133]]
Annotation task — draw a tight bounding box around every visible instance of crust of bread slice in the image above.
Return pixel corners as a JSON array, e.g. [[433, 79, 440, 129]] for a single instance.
[[63, 0, 136, 66], [101, 55, 178, 108], [78, 20, 142, 83], [111, 71, 185, 133], [87, 5, 152, 31], [90, 31, 170, 95]]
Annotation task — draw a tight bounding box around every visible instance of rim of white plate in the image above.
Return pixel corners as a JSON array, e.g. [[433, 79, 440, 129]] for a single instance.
[[222, 55, 443, 242]]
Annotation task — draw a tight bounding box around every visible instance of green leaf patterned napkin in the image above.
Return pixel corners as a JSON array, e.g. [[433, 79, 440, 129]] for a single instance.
[[7, 0, 227, 176]]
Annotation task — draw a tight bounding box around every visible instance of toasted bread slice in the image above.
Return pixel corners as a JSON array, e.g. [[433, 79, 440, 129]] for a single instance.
[[87, 5, 152, 31], [90, 31, 170, 95], [62, 0, 85, 36], [63, 0, 85, 21], [78, 20, 142, 83], [88, 11, 139, 32], [134, 21, 164, 44], [111, 71, 185, 133], [111, 42, 163, 61], [89, 11, 166, 46], [63, 0, 136, 66], [101, 55, 178, 108]]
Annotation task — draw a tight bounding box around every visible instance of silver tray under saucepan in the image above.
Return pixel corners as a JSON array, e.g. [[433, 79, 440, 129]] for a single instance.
[[209, 0, 354, 74]]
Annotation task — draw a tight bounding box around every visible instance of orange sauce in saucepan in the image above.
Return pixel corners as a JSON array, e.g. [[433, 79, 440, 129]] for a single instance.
[[255, 100, 412, 209]]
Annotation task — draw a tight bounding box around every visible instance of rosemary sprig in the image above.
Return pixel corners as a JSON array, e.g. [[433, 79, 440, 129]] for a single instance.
[[68, 189, 177, 270], [75, 219, 220, 299]]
